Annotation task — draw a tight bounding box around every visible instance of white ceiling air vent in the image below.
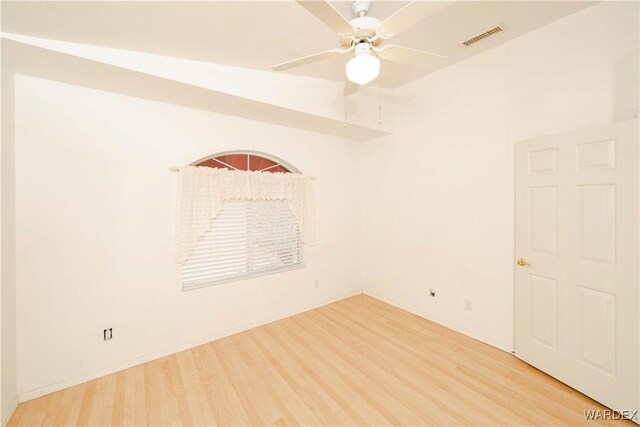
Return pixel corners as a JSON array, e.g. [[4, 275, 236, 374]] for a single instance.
[[461, 25, 506, 46]]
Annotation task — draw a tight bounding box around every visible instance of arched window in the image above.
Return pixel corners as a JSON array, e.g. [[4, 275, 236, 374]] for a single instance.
[[182, 151, 304, 291], [192, 151, 299, 174]]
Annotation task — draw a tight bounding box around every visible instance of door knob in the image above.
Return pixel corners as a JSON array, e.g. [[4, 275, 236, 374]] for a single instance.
[[517, 258, 530, 267]]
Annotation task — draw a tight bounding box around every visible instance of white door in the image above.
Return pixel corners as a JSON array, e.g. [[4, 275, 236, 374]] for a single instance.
[[515, 119, 639, 413]]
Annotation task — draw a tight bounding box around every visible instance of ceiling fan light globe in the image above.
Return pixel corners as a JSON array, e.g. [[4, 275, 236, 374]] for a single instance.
[[346, 53, 380, 85]]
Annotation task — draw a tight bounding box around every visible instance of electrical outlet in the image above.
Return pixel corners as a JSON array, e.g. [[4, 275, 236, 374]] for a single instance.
[[103, 328, 113, 341], [429, 288, 436, 297], [464, 300, 473, 312]]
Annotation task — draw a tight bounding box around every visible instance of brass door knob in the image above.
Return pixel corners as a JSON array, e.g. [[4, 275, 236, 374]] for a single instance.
[[517, 258, 530, 267]]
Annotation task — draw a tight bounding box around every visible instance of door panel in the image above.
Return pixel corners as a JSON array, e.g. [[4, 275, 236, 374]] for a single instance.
[[529, 148, 558, 174], [530, 274, 557, 349], [529, 187, 558, 255], [515, 119, 638, 414], [578, 184, 615, 265], [579, 287, 616, 375]]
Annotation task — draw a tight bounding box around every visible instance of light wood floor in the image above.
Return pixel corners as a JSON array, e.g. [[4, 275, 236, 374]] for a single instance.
[[10, 294, 631, 426]]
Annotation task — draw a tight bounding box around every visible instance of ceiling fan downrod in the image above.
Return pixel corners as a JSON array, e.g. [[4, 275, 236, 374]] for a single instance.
[[351, 0, 372, 17]]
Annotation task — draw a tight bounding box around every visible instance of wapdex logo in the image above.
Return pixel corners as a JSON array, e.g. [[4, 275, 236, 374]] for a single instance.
[[584, 409, 639, 422]]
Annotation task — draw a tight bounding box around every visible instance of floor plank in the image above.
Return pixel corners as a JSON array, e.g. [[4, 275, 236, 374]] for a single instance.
[[8, 294, 633, 426]]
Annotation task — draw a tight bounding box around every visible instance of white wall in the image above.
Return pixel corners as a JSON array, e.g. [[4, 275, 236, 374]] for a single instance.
[[1, 43, 19, 425], [360, 1, 639, 351], [13, 75, 363, 398]]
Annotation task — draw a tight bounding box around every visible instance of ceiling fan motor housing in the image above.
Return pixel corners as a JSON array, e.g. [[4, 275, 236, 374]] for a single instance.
[[341, 15, 381, 47], [349, 16, 380, 31]]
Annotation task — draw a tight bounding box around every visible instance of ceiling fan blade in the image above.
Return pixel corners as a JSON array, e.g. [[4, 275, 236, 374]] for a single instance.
[[344, 81, 359, 96], [379, 45, 447, 69], [377, 1, 453, 38], [296, 0, 354, 35], [272, 48, 346, 71]]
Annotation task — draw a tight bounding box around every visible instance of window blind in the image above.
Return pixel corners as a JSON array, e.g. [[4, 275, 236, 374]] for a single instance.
[[181, 200, 304, 291]]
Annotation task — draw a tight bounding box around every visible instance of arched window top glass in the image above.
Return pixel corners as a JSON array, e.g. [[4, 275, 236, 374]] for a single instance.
[[192, 151, 299, 174]]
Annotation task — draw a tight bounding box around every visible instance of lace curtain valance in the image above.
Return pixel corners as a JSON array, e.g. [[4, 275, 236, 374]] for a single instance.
[[175, 166, 315, 263]]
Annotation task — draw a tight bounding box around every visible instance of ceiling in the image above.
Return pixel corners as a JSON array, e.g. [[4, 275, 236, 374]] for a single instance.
[[2, 1, 597, 88]]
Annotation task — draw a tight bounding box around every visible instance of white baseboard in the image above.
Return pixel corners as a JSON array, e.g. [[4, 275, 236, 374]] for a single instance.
[[363, 289, 514, 354], [2, 395, 19, 427], [18, 288, 363, 403]]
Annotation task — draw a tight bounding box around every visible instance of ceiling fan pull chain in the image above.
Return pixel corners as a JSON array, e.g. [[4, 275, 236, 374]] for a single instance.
[[344, 95, 348, 128], [378, 74, 382, 125]]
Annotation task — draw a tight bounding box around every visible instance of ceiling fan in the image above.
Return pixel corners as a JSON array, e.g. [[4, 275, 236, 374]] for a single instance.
[[272, 0, 451, 95]]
